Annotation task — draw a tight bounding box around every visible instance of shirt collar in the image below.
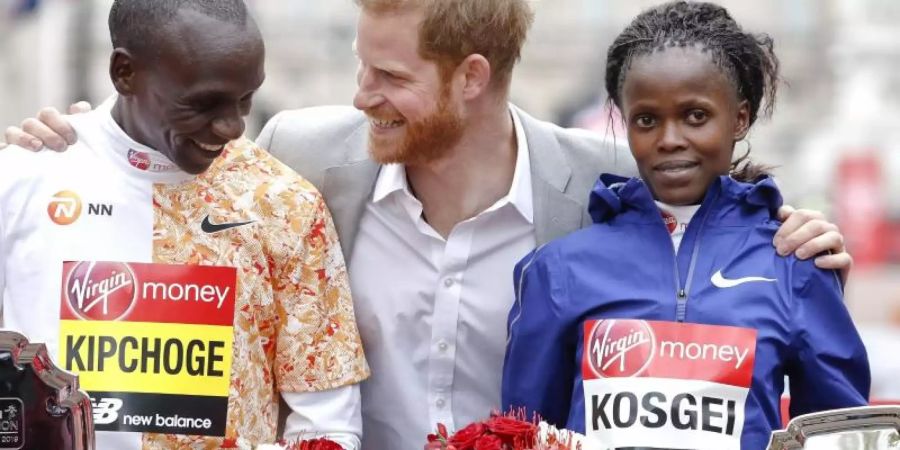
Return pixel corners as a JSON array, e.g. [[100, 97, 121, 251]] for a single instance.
[[370, 105, 534, 224], [507, 104, 534, 223], [372, 162, 412, 203]]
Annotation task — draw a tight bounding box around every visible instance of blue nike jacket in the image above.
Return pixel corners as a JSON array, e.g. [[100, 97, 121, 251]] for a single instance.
[[501, 174, 870, 450]]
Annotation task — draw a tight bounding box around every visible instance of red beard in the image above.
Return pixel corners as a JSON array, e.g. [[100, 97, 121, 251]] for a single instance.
[[366, 87, 464, 166]]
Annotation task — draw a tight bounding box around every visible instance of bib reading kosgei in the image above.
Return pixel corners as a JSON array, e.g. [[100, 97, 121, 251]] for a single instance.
[[582, 319, 757, 450]]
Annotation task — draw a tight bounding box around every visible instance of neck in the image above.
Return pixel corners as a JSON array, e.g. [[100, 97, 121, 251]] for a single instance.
[[406, 97, 517, 238], [111, 97, 153, 150]]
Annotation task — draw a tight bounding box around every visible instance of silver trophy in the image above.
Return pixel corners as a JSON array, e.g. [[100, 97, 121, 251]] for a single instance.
[[0, 331, 94, 450], [769, 406, 900, 450]]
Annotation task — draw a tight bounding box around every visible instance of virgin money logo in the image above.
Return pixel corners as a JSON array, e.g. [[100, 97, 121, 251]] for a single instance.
[[128, 149, 151, 171], [65, 261, 137, 321], [587, 319, 655, 378], [48, 191, 83, 225], [128, 149, 174, 172], [661, 210, 677, 234]]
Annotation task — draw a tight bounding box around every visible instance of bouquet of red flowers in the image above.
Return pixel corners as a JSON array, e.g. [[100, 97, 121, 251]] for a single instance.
[[279, 438, 345, 450], [226, 436, 344, 450], [426, 412, 587, 450]]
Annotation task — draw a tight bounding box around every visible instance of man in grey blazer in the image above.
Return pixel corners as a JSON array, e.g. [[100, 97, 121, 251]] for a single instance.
[[3, 1, 852, 448], [253, 5, 651, 447]]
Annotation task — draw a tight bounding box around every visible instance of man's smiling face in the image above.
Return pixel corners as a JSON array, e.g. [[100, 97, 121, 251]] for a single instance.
[[124, 8, 266, 174]]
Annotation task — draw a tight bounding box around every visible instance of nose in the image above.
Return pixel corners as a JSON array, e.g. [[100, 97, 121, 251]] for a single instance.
[[353, 65, 383, 111], [658, 121, 687, 153], [211, 110, 246, 142]]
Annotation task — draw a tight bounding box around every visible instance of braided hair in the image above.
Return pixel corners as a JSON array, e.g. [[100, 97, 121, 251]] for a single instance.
[[605, 1, 779, 182]]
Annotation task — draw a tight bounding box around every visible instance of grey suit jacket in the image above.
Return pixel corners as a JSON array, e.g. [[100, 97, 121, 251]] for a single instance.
[[256, 105, 635, 261]]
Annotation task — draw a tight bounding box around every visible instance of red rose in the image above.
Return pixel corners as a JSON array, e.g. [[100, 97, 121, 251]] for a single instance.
[[448, 422, 488, 450], [428, 422, 451, 444], [293, 438, 344, 450], [473, 434, 503, 450], [485, 416, 536, 446]]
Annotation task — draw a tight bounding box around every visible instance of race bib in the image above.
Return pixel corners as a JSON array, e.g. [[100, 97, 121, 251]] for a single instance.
[[58, 261, 236, 436], [582, 319, 756, 450]]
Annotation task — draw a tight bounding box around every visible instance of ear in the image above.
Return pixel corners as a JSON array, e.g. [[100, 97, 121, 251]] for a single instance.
[[733, 99, 751, 141], [109, 48, 140, 97], [456, 54, 492, 101]]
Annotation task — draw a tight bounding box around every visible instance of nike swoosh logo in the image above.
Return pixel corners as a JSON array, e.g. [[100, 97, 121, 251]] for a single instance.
[[711, 270, 777, 288], [201, 216, 255, 234]]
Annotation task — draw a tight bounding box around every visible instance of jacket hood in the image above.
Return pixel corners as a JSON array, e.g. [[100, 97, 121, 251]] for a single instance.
[[588, 173, 783, 225]]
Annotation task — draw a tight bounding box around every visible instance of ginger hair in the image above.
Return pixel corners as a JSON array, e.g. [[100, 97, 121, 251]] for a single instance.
[[355, 0, 534, 86]]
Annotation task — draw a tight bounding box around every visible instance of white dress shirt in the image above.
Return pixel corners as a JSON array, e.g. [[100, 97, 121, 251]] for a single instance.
[[348, 108, 537, 449], [283, 388, 361, 449]]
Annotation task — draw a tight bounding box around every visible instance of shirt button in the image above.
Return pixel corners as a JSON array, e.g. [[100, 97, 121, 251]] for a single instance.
[[443, 278, 454, 288], [436, 398, 446, 408], [438, 341, 449, 352]]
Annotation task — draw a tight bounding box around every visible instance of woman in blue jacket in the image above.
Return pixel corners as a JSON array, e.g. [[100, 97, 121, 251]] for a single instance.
[[501, 2, 870, 449]]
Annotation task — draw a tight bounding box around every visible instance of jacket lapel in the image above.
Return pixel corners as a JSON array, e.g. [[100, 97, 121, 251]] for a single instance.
[[516, 107, 585, 245], [321, 122, 380, 261]]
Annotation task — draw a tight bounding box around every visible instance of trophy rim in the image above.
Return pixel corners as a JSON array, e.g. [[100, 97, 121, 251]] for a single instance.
[[768, 405, 900, 450]]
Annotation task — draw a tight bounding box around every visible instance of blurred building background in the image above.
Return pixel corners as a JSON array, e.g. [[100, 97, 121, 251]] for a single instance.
[[1, 0, 898, 398]]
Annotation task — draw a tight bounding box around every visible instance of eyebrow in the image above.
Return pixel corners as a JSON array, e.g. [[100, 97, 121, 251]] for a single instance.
[[675, 96, 718, 110], [351, 39, 415, 79], [355, 57, 414, 79], [181, 91, 221, 103], [379, 65, 414, 78], [180, 87, 258, 105]]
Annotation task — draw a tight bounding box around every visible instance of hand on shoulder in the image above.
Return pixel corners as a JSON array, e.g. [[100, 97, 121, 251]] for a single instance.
[[2, 102, 92, 152]]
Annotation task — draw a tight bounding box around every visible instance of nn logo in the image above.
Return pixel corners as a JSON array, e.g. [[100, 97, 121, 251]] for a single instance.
[[47, 191, 113, 225]]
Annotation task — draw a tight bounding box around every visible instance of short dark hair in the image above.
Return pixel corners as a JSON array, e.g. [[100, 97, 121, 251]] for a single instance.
[[109, 0, 251, 56], [605, 1, 780, 181]]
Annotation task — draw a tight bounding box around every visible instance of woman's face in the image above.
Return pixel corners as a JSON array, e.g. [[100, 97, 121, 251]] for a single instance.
[[620, 45, 750, 205]]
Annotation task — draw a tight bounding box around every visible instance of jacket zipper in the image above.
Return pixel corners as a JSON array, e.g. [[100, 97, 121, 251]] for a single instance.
[[673, 191, 719, 322]]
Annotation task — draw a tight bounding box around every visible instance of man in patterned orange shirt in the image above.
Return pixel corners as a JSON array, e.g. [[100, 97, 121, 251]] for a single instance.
[[0, 1, 368, 449]]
